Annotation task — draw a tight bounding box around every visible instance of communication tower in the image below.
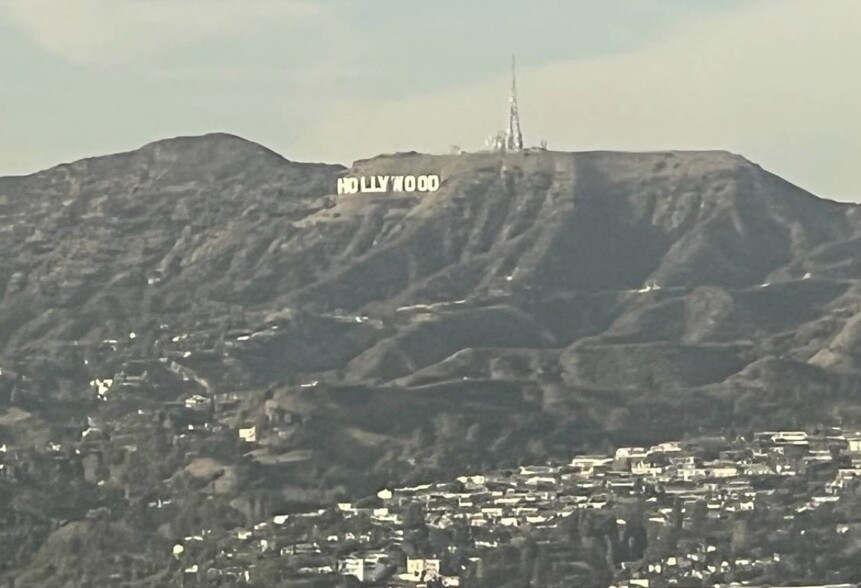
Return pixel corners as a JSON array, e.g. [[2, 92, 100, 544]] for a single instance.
[[505, 54, 524, 151], [487, 55, 525, 152]]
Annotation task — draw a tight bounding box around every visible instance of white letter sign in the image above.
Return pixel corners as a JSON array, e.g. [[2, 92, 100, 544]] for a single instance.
[[337, 177, 360, 195], [337, 174, 440, 195]]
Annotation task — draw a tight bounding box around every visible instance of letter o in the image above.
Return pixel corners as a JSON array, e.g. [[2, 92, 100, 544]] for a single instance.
[[347, 178, 359, 194], [417, 175, 429, 191], [404, 175, 416, 191]]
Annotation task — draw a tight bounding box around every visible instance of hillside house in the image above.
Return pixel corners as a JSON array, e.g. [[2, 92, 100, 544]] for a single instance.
[[404, 558, 440, 583], [238, 426, 257, 443]]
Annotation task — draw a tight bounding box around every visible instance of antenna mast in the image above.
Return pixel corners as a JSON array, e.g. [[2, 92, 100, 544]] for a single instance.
[[485, 54, 527, 153], [505, 54, 524, 152]]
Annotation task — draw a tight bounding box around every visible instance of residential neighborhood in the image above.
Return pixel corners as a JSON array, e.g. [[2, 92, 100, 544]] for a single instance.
[[6, 320, 861, 587], [65, 410, 861, 587]]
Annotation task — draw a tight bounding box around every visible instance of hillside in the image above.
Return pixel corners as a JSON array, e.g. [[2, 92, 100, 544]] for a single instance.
[[2, 134, 861, 570]]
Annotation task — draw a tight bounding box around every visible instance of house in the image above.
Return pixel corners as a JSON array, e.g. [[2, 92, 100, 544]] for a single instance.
[[570, 456, 613, 477], [745, 463, 772, 476], [767, 431, 809, 446], [89, 378, 114, 399], [338, 503, 358, 514], [846, 433, 861, 453], [518, 464, 558, 475], [184, 394, 210, 411], [342, 558, 366, 582], [615, 447, 648, 472], [650, 441, 682, 454], [616, 447, 647, 460], [481, 507, 504, 520], [703, 463, 738, 478], [457, 474, 487, 487], [631, 457, 662, 477], [405, 558, 440, 583], [282, 542, 320, 556], [238, 426, 257, 443]]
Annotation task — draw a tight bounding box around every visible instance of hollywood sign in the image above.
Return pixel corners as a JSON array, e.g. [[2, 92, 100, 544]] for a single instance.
[[337, 174, 440, 195]]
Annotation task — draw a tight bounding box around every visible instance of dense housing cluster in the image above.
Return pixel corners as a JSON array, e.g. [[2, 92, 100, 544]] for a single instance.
[[154, 427, 861, 587]]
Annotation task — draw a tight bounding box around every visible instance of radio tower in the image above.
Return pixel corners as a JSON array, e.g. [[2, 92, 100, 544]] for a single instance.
[[505, 54, 524, 152], [485, 54, 526, 152]]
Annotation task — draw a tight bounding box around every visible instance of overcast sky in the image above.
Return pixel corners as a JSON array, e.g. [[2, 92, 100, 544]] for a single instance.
[[1, 0, 859, 202]]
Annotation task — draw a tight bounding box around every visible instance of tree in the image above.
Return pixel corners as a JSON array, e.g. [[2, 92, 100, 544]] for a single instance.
[[730, 518, 749, 556], [428, 527, 450, 556], [403, 503, 426, 530], [519, 537, 537, 578], [530, 555, 549, 587]]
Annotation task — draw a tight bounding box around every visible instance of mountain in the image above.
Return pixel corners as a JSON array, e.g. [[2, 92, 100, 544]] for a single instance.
[[2, 132, 861, 502]]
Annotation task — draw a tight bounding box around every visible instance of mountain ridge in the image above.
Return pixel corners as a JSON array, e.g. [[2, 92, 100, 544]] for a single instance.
[[1, 132, 861, 503]]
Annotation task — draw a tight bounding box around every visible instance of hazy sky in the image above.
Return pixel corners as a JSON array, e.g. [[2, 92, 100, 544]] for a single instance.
[[1, 0, 859, 202]]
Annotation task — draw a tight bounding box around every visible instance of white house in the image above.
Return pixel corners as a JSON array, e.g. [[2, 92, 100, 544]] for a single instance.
[[406, 558, 440, 583], [184, 394, 210, 410], [342, 558, 366, 582], [238, 426, 257, 443]]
